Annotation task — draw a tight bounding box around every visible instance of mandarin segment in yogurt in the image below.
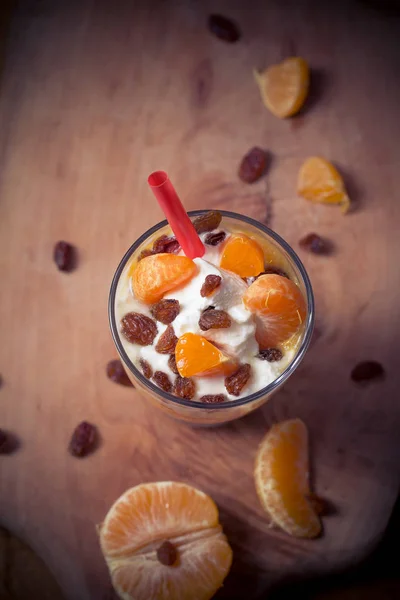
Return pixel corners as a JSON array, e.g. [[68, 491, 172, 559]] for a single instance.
[[114, 212, 307, 403]]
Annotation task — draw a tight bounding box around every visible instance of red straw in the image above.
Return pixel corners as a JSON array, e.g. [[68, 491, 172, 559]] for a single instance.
[[148, 171, 205, 259]]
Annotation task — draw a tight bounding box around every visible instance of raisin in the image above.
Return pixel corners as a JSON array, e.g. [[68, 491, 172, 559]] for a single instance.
[[121, 312, 158, 345], [238, 147, 268, 183], [138, 248, 154, 261], [168, 354, 179, 375], [53, 241, 77, 272], [204, 231, 226, 246], [225, 364, 251, 396], [69, 421, 98, 458], [200, 275, 222, 297], [151, 299, 180, 324], [208, 14, 241, 43], [299, 233, 333, 255], [199, 309, 231, 331], [153, 371, 172, 393], [157, 541, 178, 566], [256, 267, 289, 279], [351, 361, 385, 384], [174, 375, 195, 399], [153, 235, 180, 254], [258, 348, 283, 362], [192, 211, 222, 234], [106, 359, 133, 387], [200, 394, 227, 404], [155, 325, 178, 354], [139, 358, 153, 379]]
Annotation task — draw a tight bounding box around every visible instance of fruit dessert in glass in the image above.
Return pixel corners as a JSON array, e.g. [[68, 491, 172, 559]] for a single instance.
[[109, 207, 314, 425]]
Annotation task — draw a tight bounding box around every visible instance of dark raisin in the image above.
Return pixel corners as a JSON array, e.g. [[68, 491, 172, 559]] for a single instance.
[[192, 211, 222, 234], [257, 267, 289, 279], [306, 493, 330, 516], [225, 364, 251, 396], [69, 421, 98, 458], [53, 241, 77, 272], [351, 361, 385, 384], [199, 309, 231, 331], [151, 299, 180, 324], [168, 354, 179, 375], [258, 348, 283, 362], [155, 325, 178, 354], [208, 14, 241, 43], [174, 375, 195, 399], [200, 394, 227, 404], [121, 313, 158, 345], [153, 371, 172, 393], [157, 541, 178, 566], [138, 248, 154, 261], [106, 359, 133, 387], [299, 233, 333, 255], [139, 358, 153, 379], [238, 147, 268, 183], [204, 231, 226, 246], [200, 275, 222, 297], [153, 235, 180, 254], [0, 430, 19, 455]]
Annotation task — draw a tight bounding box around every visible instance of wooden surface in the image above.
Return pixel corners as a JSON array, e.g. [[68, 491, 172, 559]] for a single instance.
[[1, 1, 400, 598]]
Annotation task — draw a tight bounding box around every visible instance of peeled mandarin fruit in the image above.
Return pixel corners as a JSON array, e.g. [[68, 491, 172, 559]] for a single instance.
[[220, 234, 264, 278], [254, 57, 309, 119], [175, 333, 238, 378], [132, 253, 197, 304], [254, 419, 321, 538], [99, 481, 233, 600], [297, 156, 350, 214], [243, 274, 306, 348]]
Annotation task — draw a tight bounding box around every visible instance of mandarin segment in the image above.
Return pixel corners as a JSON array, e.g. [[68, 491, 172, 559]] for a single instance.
[[254, 57, 309, 118], [175, 333, 238, 378], [131, 254, 197, 304], [99, 482, 233, 600], [297, 156, 350, 214], [220, 233, 265, 277], [243, 274, 306, 347], [254, 419, 321, 538]]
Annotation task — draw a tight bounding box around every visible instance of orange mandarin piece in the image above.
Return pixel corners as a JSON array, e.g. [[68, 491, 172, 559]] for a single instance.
[[243, 274, 306, 347], [132, 253, 197, 304], [254, 419, 321, 538], [99, 481, 233, 600], [297, 156, 350, 214], [220, 234, 264, 278], [175, 333, 238, 378]]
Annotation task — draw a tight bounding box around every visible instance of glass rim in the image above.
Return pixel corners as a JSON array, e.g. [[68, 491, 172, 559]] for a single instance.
[[108, 210, 314, 411]]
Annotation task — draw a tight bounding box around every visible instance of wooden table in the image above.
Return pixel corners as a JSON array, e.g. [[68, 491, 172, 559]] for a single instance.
[[1, 1, 400, 598]]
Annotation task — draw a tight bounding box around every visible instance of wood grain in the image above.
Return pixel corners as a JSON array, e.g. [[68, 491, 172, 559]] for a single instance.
[[1, 1, 400, 599]]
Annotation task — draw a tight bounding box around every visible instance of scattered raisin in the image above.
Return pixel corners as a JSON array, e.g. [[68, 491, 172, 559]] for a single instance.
[[225, 364, 251, 396], [153, 371, 172, 393], [69, 421, 98, 458], [200, 394, 227, 404], [258, 348, 283, 362], [199, 309, 231, 331], [151, 299, 180, 324], [168, 354, 179, 375], [299, 233, 333, 255], [153, 235, 180, 254], [138, 248, 154, 261], [238, 147, 268, 183], [106, 359, 133, 387], [155, 325, 178, 354], [208, 14, 241, 43], [257, 267, 289, 279], [204, 231, 226, 246], [139, 358, 153, 379], [157, 541, 178, 566], [53, 241, 76, 272], [192, 211, 222, 234], [174, 375, 195, 399], [351, 361, 385, 384], [121, 312, 158, 345], [200, 275, 222, 297]]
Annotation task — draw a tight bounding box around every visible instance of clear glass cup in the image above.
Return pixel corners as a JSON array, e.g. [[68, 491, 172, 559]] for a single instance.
[[109, 210, 314, 425]]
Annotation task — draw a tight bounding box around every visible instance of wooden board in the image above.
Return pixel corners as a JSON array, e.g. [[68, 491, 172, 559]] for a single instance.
[[1, 1, 400, 598]]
